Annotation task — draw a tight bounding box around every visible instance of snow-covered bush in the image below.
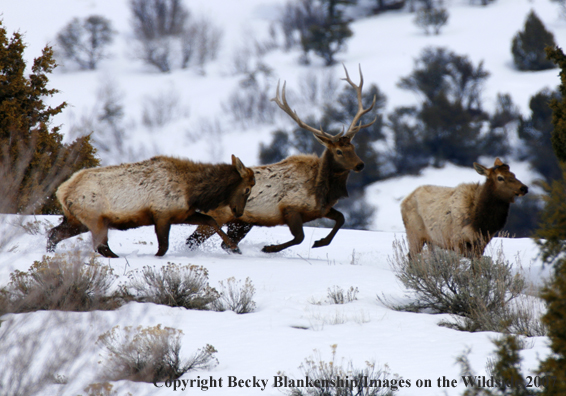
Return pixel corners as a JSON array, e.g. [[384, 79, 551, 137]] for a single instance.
[[0, 251, 118, 313], [123, 263, 219, 310], [97, 325, 218, 382]]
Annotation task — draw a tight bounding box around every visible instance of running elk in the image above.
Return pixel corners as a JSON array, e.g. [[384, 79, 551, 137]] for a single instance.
[[47, 155, 255, 258], [401, 158, 528, 257], [186, 65, 376, 253]]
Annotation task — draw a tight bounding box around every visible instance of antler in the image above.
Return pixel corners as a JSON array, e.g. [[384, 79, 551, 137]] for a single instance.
[[271, 81, 339, 143], [271, 64, 377, 143], [341, 64, 377, 139]]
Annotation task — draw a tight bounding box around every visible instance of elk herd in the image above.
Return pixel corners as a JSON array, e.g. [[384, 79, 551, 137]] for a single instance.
[[47, 66, 528, 259]]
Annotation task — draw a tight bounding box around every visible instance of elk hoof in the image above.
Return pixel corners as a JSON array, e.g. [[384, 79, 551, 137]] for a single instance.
[[312, 239, 329, 248], [97, 245, 119, 258], [261, 245, 280, 253], [229, 246, 242, 254]]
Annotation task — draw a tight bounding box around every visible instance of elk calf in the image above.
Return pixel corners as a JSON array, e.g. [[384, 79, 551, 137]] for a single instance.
[[47, 155, 255, 258], [401, 158, 528, 257], [186, 65, 376, 253]]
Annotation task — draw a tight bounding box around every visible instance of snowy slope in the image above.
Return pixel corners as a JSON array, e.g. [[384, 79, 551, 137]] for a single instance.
[[0, 215, 550, 396]]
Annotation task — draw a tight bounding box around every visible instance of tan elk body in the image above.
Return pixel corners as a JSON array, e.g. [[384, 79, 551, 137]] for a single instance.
[[401, 158, 528, 257], [186, 65, 376, 253], [47, 155, 255, 257]]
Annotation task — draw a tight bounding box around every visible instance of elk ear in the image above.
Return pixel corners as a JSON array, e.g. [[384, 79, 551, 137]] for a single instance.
[[231, 155, 250, 179], [473, 162, 489, 176], [312, 133, 333, 148], [494, 157, 504, 167]]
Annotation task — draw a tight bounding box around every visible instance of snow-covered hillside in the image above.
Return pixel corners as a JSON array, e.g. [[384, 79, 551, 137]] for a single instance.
[[0, 215, 550, 396], [0, 0, 562, 395]]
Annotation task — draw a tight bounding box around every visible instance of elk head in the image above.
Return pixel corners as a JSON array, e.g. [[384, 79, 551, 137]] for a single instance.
[[473, 158, 528, 203], [229, 154, 255, 217], [271, 65, 377, 173]]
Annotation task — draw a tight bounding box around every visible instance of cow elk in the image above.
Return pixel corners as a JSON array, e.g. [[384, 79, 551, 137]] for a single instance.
[[401, 158, 528, 258], [47, 155, 255, 258], [186, 65, 376, 253]]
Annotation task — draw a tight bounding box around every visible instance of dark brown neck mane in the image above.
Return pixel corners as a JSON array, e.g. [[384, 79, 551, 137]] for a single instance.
[[471, 179, 510, 238], [187, 164, 241, 212], [314, 149, 350, 210]]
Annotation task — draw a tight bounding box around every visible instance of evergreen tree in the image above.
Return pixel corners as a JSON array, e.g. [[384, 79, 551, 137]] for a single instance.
[[518, 89, 562, 183], [286, 0, 357, 66], [546, 47, 566, 162], [511, 10, 556, 71], [394, 47, 506, 168], [536, 46, 566, 396], [0, 21, 99, 214]]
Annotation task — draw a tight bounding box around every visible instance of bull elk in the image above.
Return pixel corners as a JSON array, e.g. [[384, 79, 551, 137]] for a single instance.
[[47, 155, 255, 258], [401, 158, 528, 257], [186, 65, 376, 253]]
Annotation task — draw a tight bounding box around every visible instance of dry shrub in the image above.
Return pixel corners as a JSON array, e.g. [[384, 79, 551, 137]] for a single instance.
[[386, 239, 537, 333], [123, 263, 219, 310], [0, 313, 90, 396], [212, 276, 256, 314], [278, 344, 396, 396], [97, 325, 218, 383], [83, 382, 131, 396], [0, 251, 119, 314], [327, 286, 358, 304]]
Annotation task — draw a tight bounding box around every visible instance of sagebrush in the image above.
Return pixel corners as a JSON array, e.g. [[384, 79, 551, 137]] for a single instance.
[[0, 251, 119, 313], [123, 263, 219, 310], [97, 324, 218, 383]]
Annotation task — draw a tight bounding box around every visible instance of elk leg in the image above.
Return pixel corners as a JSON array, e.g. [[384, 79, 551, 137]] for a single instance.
[[47, 216, 89, 252], [220, 220, 253, 252], [262, 210, 304, 253], [90, 218, 119, 258], [312, 208, 344, 248], [154, 221, 171, 256], [185, 225, 216, 249], [185, 213, 241, 254]]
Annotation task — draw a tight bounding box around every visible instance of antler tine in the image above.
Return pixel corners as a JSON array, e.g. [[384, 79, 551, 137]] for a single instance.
[[271, 79, 336, 141], [341, 64, 377, 139]]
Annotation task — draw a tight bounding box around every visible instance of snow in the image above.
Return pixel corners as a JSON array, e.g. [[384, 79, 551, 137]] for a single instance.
[[0, 0, 561, 394]]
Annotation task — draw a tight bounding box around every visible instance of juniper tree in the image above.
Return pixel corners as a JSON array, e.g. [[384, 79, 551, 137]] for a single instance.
[[512, 11, 556, 71], [0, 21, 99, 214], [536, 46, 566, 396]]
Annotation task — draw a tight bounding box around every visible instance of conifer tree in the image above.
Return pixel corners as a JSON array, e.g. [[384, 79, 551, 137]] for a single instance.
[[536, 46, 566, 396], [300, 0, 355, 66], [0, 21, 99, 214], [512, 11, 556, 71]]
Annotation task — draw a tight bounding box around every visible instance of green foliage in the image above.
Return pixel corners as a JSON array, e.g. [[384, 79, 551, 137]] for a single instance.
[[457, 336, 538, 396], [414, 6, 449, 35], [512, 11, 556, 71], [545, 46, 566, 162], [534, 166, 566, 264], [284, 0, 356, 66], [392, 47, 508, 170], [518, 89, 562, 183], [0, 20, 99, 214], [534, 45, 566, 396]]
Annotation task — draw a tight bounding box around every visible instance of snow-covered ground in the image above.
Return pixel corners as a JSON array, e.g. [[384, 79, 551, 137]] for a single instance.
[[0, 215, 550, 396], [0, 0, 562, 394]]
